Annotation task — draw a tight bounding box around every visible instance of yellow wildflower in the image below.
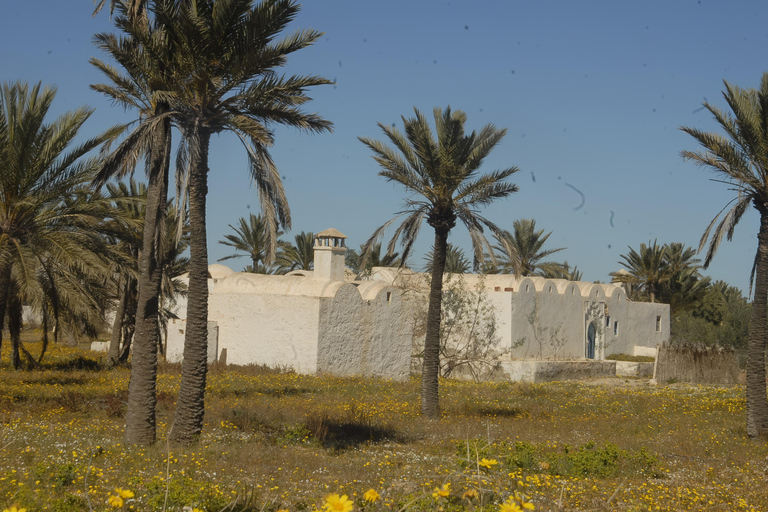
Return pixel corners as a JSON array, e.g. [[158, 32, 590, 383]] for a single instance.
[[2, 505, 27, 512], [363, 489, 380, 503], [500, 500, 523, 512], [323, 493, 354, 512], [513, 491, 535, 510], [462, 489, 479, 500], [108, 495, 124, 508], [479, 458, 499, 469], [432, 483, 451, 499], [116, 488, 135, 499]]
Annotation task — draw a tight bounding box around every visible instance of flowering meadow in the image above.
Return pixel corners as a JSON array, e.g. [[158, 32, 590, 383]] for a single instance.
[[0, 343, 766, 512]]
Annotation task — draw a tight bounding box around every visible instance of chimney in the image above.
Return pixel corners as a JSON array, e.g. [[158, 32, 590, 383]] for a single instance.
[[313, 228, 347, 281]]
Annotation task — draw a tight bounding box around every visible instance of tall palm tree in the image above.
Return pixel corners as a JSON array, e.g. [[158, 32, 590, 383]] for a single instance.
[[276, 231, 314, 273], [490, 219, 566, 277], [681, 73, 768, 438], [163, 0, 332, 445], [91, 1, 177, 445], [359, 106, 518, 417], [218, 213, 283, 272], [0, 81, 117, 368]]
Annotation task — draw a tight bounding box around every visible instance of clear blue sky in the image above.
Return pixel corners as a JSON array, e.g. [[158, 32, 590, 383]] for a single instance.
[[1, 0, 766, 294]]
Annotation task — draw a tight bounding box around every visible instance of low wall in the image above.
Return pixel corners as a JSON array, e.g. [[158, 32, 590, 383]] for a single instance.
[[90, 341, 109, 352], [448, 359, 659, 382], [615, 361, 654, 378], [498, 360, 617, 383], [653, 343, 739, 385]]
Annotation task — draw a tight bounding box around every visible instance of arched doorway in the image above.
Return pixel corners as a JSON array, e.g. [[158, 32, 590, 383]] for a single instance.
[[586, 321, 597, 359]]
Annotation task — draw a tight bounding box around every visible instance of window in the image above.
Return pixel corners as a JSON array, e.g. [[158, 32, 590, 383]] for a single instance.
[[386, 292, 392, 303], [605, 316, 610, 328], [613, 321, 618, 336], [656, 315, 661, 332]]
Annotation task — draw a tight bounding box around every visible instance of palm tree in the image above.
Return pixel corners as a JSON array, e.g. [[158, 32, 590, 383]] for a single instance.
[[661, 242, 709, 314], [100, 180, 189, 362], [163, 0, 332, 445], [424, 243, 471, 274], [345, 242, 401, 277], [610, 240, 669, 303], [93, 0, 146, 20], [538, 261, 583, 281], [276, 231, 314, 273], [101, 180, 146, 365], [359, 106, 518, 417], [681, 73, 768, 438], [0, 81, 117, 368], [489, 219, 566, 277], [91, 1, 177, 445], [218, 214, 284, 272], [610, 241, 708, 310]]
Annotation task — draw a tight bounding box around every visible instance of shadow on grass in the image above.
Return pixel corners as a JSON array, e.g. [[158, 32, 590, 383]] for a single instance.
[[458, 401, 527, 418], [305, 410, 406, 451], [22, 375, 88, 386], [473, 405, 527, 418], [46, 356, 102, 371]]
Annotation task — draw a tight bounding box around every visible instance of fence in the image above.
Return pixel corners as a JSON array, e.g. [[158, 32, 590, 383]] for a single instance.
[[653, 343, 739, 385]]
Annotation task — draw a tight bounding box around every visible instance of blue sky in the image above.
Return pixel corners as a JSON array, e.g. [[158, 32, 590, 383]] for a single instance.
[[1, 0, 766, 294]]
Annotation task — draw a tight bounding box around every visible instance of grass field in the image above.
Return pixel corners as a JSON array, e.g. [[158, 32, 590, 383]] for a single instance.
[[0, 341, 765, 512]]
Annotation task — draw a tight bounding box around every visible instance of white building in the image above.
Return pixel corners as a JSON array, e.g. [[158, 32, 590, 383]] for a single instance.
[[166, 229, 413, 380], [167, 228, 669, 380]]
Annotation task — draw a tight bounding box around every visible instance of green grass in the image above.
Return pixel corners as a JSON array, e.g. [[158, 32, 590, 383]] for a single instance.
[[0, 342, 765, 512], [605, 353, 656, 363]]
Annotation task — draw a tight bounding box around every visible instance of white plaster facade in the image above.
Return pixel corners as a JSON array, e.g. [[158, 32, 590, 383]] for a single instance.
[[370, 270, 669, 361], [167, 229, 412, 380]]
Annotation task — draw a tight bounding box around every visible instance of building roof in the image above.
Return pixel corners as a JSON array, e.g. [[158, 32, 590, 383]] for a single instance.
[[316, 228, 347, 239]]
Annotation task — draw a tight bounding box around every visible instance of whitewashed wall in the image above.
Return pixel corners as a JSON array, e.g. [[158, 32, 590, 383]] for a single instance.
[[374, 269, 671, 362], [209, 293, 321, 371]]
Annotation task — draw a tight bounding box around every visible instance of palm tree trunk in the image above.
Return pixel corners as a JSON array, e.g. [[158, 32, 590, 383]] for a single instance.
[[38, 310, 49, 364], [171, 127, 211, 446], [9, 295, 22, 370], [108, 275, 128, 364], [746, 210, 768, 437], [125, 110, 171, 446], [422, 227, 450, 417], [0, 266, 9, 363], [119, 277, 138, 363]]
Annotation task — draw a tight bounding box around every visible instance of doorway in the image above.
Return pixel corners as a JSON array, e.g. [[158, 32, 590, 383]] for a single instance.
[[586, 321, 597, 359]]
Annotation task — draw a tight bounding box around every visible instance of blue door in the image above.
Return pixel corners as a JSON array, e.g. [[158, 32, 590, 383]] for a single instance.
[[586, 322, 596, 359]]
